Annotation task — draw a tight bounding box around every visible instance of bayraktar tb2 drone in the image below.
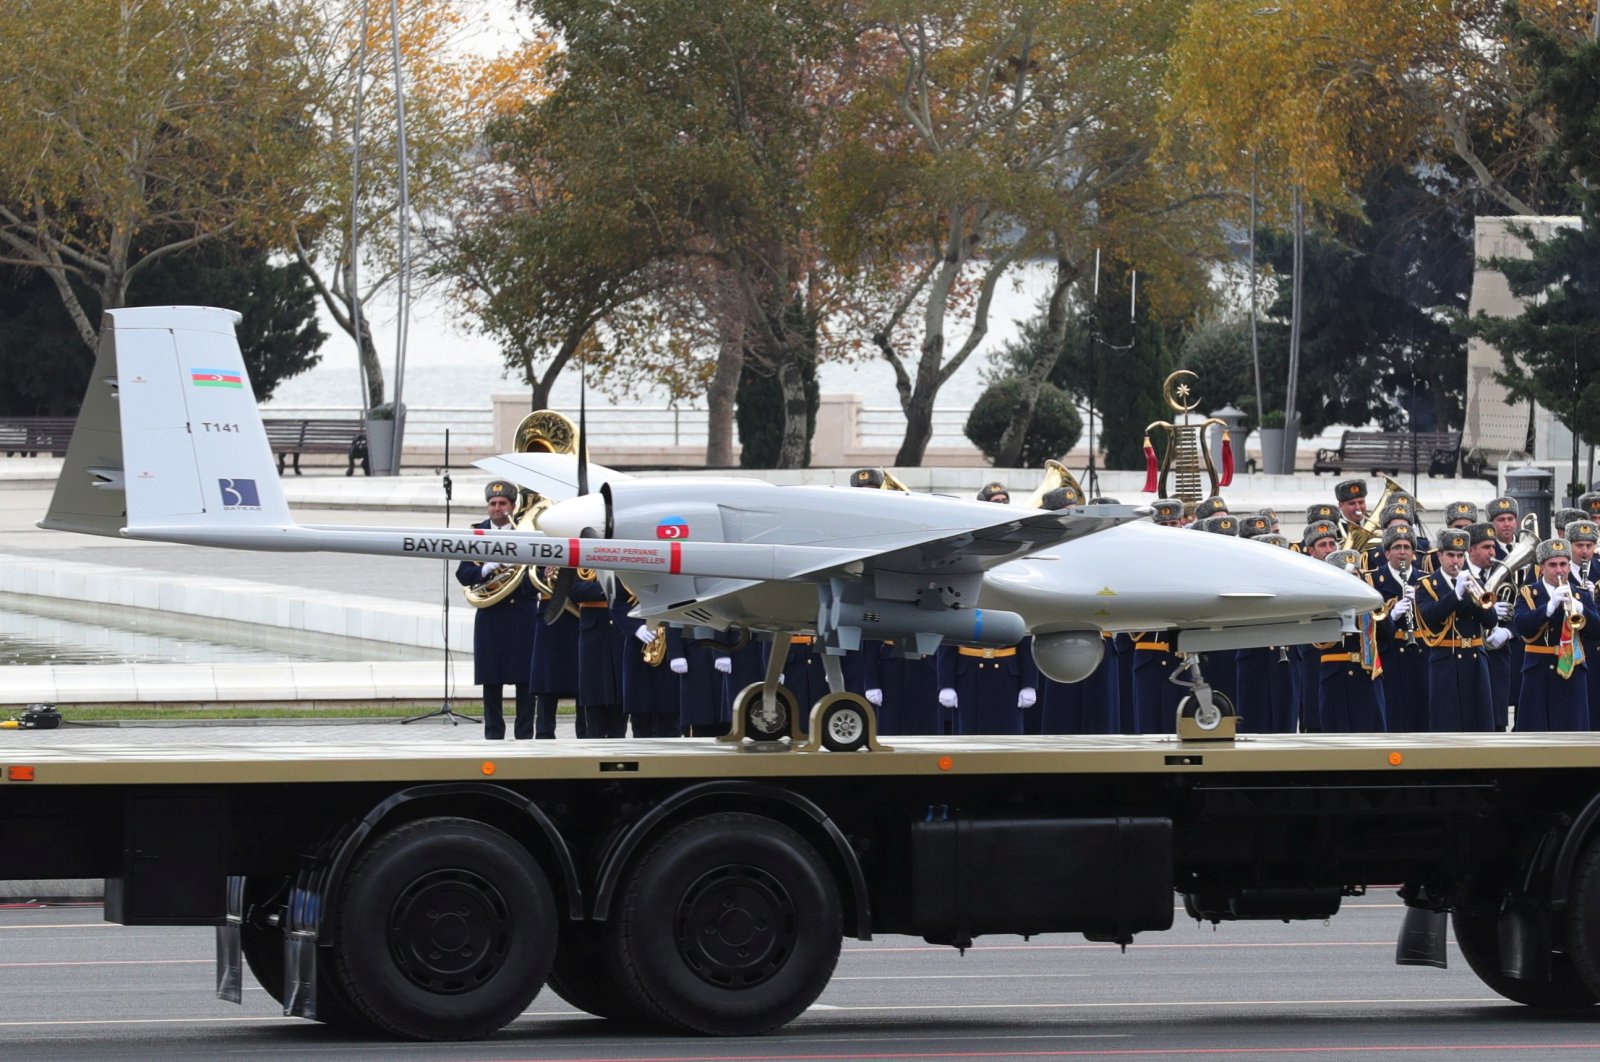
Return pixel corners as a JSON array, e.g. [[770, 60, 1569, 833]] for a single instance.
[[41, 307, 1378, 747]]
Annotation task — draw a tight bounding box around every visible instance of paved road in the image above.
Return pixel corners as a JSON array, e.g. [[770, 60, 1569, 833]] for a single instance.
[[3, 899, 1599, 1061]]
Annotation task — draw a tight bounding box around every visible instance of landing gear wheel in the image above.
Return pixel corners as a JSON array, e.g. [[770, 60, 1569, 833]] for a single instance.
[[330, 817, 558, 1040], [1177, 691, 1236, 740], [735, 684, 799, 741], [545, 921, 650, 1024], [1454, 909, 1597, 1008], [815, 694, 872, 752], [1559, 840, 1600, 1004], [606, 812, 842, 1035]]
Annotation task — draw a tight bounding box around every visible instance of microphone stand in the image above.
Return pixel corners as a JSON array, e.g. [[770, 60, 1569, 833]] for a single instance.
[[402, 429, 478, 725]]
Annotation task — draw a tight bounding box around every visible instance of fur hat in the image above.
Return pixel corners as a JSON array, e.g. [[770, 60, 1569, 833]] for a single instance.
[[1335, 479, 1367, 503]]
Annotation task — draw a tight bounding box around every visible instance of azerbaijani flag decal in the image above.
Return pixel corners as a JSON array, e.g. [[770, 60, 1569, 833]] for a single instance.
[[656, 516, 690, 539], [191, 368, 243, 389]]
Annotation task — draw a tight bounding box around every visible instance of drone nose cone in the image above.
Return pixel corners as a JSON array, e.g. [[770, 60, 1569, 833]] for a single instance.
[[537, 493, 606, 538]]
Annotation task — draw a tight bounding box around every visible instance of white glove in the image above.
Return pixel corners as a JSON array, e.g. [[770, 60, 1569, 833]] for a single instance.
[[938, 688, 958, 709], [1403, 585, 1417, 602], [479, 561, 501, 577], [669, 656, 688, 674], [1485, 627, 1512, 649], [1548, 584, 1572, 616], [777, 673, 785, 684], [1344, 563, 1357, 573], [633, 624, 657, 645], [1389, 596, 1412, 620], [865, 688, 883, 707], [1493, 601, 1511, 620], [1454, 570, 1471, 597], [1017, 687, 1038, 709], [713, 656, 733, 674]]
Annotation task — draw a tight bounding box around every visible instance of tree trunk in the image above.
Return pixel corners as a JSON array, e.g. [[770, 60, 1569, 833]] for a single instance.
[[992, 259, 1076, 467], [705, 329, 744, 467], [358, 322, 385, 411], [896, 376, 937, 466], [773, 351, 810, 469]]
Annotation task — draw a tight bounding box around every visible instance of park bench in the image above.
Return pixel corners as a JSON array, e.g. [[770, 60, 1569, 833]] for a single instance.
[[262, 418, 370, 476], [0, 416, 76, 457], [1312, 430, 1462, 478]]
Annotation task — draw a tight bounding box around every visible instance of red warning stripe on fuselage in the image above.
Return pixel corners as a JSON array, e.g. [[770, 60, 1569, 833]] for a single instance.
[[671, 540, 682, 574]]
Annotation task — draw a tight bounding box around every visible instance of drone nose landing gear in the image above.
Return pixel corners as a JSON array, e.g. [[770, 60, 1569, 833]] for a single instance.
[[1170, 652, 1236, 741], [719, 633, 889, 752]]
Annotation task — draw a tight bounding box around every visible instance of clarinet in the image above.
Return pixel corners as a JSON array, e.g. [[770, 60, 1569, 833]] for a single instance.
[[1399, 562, 1416, 645]]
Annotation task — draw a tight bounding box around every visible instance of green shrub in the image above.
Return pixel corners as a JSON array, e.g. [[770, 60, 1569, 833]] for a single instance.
[[965, 377, 1082, 466]]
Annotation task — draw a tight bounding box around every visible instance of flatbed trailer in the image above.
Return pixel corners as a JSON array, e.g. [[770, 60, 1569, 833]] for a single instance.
[[8, 731, 1600, 1040]]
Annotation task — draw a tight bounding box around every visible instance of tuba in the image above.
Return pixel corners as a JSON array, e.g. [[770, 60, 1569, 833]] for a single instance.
[[462, 410, 580, 609], [1339, 475, 1404, 553], [641, 622, 668, 666], [1022, 459, 1086, 509], [1479, 512, 1541, 607]]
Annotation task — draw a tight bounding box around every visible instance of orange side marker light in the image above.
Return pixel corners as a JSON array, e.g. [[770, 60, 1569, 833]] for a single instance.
[[8, 766, 35, 781], [1388, 752, 1403, 767], [937, 756, 954, 771], [481, 761, 496, 776]]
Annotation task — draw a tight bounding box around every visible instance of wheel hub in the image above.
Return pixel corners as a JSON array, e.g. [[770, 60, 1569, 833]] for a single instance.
[[674, 865, 797, 988], [386, 869, 512, 994]]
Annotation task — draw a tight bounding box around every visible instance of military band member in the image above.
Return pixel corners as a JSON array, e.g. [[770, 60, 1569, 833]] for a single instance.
[[936, 640, 1039, 735], [530, 574, 581, 738], [1151, 498, 1184, 527], [1363, 504, 1416, 573], [1041, 485, 1082, 510], [1414, 529, 1499, 730], [862, 641, 942, 735], [1369, 525, 1428, 731], [977, 481, 1010, 504], [1238, 514, 1271, 540], [1487, 497, 1520, 556], [1257, 508, 1282, 534], [569, 569, 625, 737], [1335, 479, 1369, 535], [455, 481, 537, 740], [1295, 520, 1344, 731], [1313, 549, 1391, 732], [1194, 496, 1228, 521], [1513, 539, 1600, 731], [1578, 491, 1600, 521], [1569, 520, 1600, 730], [1461, 522, 1514, 730], [609, 584, 679, 737], [1236, 533, 1297, 732], [1555, 508, 1586, 537]]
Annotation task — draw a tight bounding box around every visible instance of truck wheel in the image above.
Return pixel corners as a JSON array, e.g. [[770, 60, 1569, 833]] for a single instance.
[[1453, 910, 1597, 1009], [608, 812, 842, 1035], [1563, 840, 1600, 1002], [329, 817, 558, 1040], [239, 878, 373, 1031], [545, 921, 649, 1024]]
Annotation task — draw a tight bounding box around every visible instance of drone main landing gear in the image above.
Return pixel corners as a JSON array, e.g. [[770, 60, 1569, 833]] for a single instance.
[[1170, 652, 1236, 741]]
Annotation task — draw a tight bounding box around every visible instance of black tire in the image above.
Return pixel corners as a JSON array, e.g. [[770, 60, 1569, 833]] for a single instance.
[[545, 920, 650, 1024], [817, 697, 870, 753], [1177, 691, 1234, 730], [329, 817, 559, 1040], [1563, 839, 1600, 1004], [238, 878, 374, 1031], [738, 684, 798, 741], [1453, 909, 1597, 1009], [607, 812, 842, 1035]]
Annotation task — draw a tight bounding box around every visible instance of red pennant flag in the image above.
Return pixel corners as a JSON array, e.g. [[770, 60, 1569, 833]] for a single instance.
[[1141, 434, 1159, 493], [1219, 430, 1234, 487]]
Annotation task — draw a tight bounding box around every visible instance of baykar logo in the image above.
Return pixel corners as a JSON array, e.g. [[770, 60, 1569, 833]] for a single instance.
[[656, 516, 690, 539], [191, 368, 243, 389], [219, 478, 261, 510]]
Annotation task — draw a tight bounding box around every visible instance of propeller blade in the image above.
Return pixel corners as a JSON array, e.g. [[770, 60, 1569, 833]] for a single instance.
[[576, 360, 590, 497], [543, 566, 577, 626]]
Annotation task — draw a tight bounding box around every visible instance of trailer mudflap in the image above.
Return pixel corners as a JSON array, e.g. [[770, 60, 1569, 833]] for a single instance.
[[105, 789, 227, 926], [910, 814, 1173, 945]]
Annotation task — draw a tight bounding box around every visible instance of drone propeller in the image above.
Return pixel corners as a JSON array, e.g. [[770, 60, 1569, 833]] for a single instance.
[[543, 355, 597, 625]]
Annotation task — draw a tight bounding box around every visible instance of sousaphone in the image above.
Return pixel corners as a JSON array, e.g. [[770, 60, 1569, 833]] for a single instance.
[[1022, 459, 1086, 509], [462, 410, 580, 609]]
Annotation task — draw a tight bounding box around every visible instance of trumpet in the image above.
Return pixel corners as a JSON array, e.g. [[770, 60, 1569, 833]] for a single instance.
[[1558, 570, 1588, 631]]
